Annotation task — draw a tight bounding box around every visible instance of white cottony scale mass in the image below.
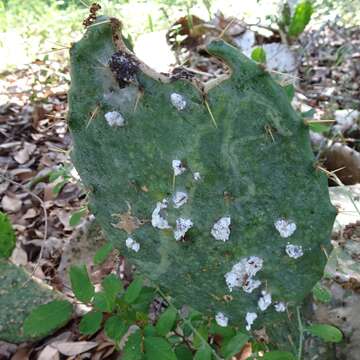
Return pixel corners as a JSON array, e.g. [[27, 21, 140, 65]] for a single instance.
[[211, 216, 231, 241], [174, 218, 193, 241], [274, 302, 286, 312], [125, 237, 140, 252], [225, 256, 263, 293], [215, 312, 228, 327], [245, 312, 257, 331], [285, 244, 304, 259], [151, 199, 171, 229], [105, 111, 125, 127], [172, 191, 188, 208], [172, 160, 186, 176], [258, 290, 272, 311], [170, 93, 187, 111], [274, 218, 297, 238]]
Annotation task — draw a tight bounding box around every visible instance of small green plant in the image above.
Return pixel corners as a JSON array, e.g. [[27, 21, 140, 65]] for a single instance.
[[48, 164, 73, 195], [21, 259, 343, 359], [277, 0, 314, 39], [0, 212, 71, 343]]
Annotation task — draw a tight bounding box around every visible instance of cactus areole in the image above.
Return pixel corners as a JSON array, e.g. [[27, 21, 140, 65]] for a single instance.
[[68, 17, 336, 334]]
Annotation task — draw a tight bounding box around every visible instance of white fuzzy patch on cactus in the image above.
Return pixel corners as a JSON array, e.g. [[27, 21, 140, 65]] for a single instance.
[[172, 160, 186, 176], [245, 312, 257, 331], [151, 199, 171, 229], [274, 302, 286, 312], [174, 218, 193, 241], [170, 93, 187, 111], [105, 111, 125, 127], [125, 237, 140, 252], [258, 290, 272, 311], [225, 256, 263, 293], [193, 172, 201, 181], [274, 218, 297, 238], [172, 191, 188, 208], [211, 216, 231, 241], [215, 312, 228, 327], [285, 243, 304, 259]]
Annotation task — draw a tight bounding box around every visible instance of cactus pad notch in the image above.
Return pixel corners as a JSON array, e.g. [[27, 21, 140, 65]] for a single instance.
[[68, 17, 336, 340]]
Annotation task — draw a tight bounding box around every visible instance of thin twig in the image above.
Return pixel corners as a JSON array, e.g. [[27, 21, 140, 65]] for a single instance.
[[219, 18, 236, 39], [296, 306, 304, 360], [318, 166, 360, 216], [0, 174, 48, 283], [86, 105, 100, 129], [204, 100, 217, 128]]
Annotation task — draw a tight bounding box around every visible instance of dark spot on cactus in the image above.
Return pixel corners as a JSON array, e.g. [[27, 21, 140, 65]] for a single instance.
[[82, 3, 102, 28], [109, 51, 139, 88], [170, 67, 196, 81]]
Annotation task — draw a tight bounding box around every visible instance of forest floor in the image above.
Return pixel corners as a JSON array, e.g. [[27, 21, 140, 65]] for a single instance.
[[0, 3, 360, 359]]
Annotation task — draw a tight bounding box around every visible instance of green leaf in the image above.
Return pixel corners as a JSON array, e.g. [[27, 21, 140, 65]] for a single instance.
[[283, 84, 295, 101], [209, 320, 235, 340], [306, 324, 343, 343], [69, 265, 94, 303], [144, 325, 157, 337], [23, 300, 72, 338], [156, 307, 177, 336], [221, 331, 249, 359], [301, 108, 315, 118], [308, 122, 330, 133], [263, 351, 296, 360], [144, 337, 177, 360], [79, 311, 103, 335], [312, 282, 331, 303], [102, 273, 123, 306], [104, 315, 127, 342], [175, 345, 193, 360], [52, 179, 67, 195], [93, 242, 113, 265], [0, 212, 16, 259], [93, 291, 112, 312], [124, 276, 143, 304], [69, 208, 87, 227], [193, 324, 208, 350], [194, 345, 211, 360], [122, 329, 143, 360], [288, 0, 313, 37], [251, 47, 266, 64]]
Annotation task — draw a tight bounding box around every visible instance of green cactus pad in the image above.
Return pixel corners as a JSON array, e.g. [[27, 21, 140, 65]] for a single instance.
[[0, 260, 63, 343], [68, 17, 336, 339]]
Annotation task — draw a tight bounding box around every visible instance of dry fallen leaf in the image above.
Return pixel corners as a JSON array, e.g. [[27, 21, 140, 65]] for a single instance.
[[1, 194, 22, 212], [38, 345, 59, 360], [52, 341, 98, 356]]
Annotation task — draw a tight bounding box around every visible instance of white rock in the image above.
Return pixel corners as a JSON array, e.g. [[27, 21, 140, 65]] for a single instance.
[[258, 291, 272, 311], [274, 302, 286, 312], [245, 312, 257, 331], [274, 218, 297, 238], [285, 244, 303, 259], [174, 218, 193, 241], [172, 191, 188, 208], [172, 160, 186, 176], [170, 93, 186, 111], [126, 237, 140, 252], [225, 256, 263, 293], [211, 217, 231, 241], [105, 111, 125, 127], [215, 312, 228, 327], [151, 199, 171, 229]]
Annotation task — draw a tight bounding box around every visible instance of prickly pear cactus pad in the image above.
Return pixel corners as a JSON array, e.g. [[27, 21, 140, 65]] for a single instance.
[[68, 17, 336, 336], [0, 260, 59, 343]]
